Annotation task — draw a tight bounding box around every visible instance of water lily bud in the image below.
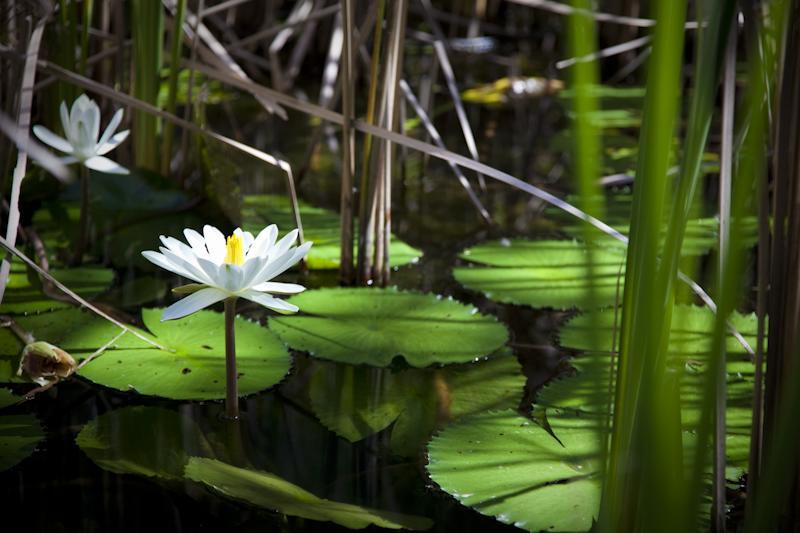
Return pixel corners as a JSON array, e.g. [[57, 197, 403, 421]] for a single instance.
[[17, 341, 77, 386]]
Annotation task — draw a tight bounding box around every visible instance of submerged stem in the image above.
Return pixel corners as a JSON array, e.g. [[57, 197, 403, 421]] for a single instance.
[[72, 165, 90, 266], [224, 297, 239, 419]]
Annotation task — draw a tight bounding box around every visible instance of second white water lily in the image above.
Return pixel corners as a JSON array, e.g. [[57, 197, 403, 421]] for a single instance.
[[142, 224, 311, 320], [33, 93, 129, 174]]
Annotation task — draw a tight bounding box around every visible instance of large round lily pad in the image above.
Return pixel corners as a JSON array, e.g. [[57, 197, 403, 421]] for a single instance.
[[270, 287, 509, 367], [0, 261, 114, 315], [310, 350, 523, 455], [76, 406, 205, 479], [454, 239, 626, 309], [185, 457, 433, 530], [427, 410, 601, 532], [243, 195, 421, 270], [0, 413, 44, 472], [0, 308, 291, 400]]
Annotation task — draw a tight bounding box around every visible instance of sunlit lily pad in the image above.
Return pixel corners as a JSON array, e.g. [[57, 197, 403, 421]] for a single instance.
[[427, 410, 601, 532], [270, 287, 508, 366], [0, 261, 114, 315], [558, 305, 758, 356], [243, 195, 421, 270], [454, 239, 626, 309], [0, 413, 44, 472], [185, 457, 433, 530], [310, 351, 523, 455], [0, 308, 291, 399], [76, 406, 206, 479]]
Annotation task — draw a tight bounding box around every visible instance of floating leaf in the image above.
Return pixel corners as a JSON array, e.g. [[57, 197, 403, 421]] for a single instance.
[[243, 195, 421, 270], [0, 308, 290, 399], [185, 457, 433, 530], [270, 287, 508, 367], [76, 406, 206, 479], [0, 389, 19, 410], [558, 305, 758, 356], [0, 413, 44, 472], [427, 410, 601, 532], [309, 352, 523, 455], [0, 261, 114, 315], [454, 240, 626, 309]]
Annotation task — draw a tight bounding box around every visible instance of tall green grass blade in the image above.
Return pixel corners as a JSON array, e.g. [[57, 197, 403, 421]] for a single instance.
[[161, 0, 186, 176], [599, 2, 689, 531]]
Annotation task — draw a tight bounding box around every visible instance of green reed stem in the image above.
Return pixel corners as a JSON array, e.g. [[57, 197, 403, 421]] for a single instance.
[[599, 2, 688, 531], [161, 0, 187, 177], [131, 1, 164, 172]]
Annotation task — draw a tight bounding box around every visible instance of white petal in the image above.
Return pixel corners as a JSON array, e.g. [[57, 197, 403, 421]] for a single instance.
[[160, 235, 201, 265], [97, 108, 123, 147], [220, 264, 245, 291], [87, 98, 101, 142], [58, 155, 79, 165], [85, 155, 129, 174], [161, 287, 230, 321], [141, 250, 196, 279], [96, 130, 129, 155], [59, 101, 70, 136], [247, 224, 278, 259], [203, 225, 227, 264], [241, 289, 299, 314], [32, 126, 73, 154], [250, 241, 312, 287], [251, 281, 306, 294], [183, 228, 211, 260], [195, 256, 224, 287], [240, 256, 265, 287], [269, 229, 299, 260], [160, 247, 215, 285]]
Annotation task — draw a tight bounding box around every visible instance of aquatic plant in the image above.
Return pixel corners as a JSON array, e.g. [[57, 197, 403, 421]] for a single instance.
[[142, 224, 310, 417], [32, 94, 129, 174]]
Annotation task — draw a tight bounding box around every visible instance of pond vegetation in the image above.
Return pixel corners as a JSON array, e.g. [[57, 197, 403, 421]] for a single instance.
[[0, 0, 799, 532]]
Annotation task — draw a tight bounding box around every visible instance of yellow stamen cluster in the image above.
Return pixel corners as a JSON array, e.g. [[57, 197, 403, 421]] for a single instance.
[[224, 234, 245, 266]]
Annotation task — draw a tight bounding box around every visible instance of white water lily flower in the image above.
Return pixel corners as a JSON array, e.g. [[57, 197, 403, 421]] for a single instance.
[[142, 224, 311, 321], [32, 93, 129, 174]]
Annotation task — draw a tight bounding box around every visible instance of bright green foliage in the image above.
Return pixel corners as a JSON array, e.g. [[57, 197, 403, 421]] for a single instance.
[[76, 406, 206, 479], [309, 351, 523, 455], [454, 239, 626, 309], [0, 261, 114, 315], [243, 195, 421, 270], [427, 410, 602, 532], [270, 287, 508, 366], [0, 414, 44, 472], [185, 457, 433, 530], [0, 308, 290, 399]]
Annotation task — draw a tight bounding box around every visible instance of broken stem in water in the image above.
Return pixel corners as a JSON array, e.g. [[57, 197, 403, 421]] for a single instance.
[[224, 297, 239, 419]]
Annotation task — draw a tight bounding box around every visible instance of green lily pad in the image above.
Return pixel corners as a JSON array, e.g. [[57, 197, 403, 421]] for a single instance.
[[270, 287, 508, 367], [0, 413, 44, 472], [0, 389, 20, 410], [558, 305, 758, 356], [0, 261, 114, 315], [76, 406, 206, 479], [185, 457, 433, 530], [309, 351, 524, 455], [243, 194, 421, 270], [427, 410, 601, 532], [454, 240, 627, 309], [0, 308, 291, 399]]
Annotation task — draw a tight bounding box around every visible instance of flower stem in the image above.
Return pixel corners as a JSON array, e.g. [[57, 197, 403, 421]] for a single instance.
[[71, 166, 90, 266], [224, 297, 239, 419]]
